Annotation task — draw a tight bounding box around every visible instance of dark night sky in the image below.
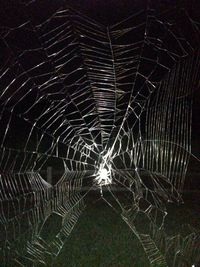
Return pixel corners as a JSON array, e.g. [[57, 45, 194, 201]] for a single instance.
[[0, 0, 199, 120], [1, 0, 199, 27], [0, 0, 200, 165], [65, 0, 200, 24]]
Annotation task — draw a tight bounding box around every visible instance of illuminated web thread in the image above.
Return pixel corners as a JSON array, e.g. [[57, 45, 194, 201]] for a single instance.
[[0, 1, 200, 266]]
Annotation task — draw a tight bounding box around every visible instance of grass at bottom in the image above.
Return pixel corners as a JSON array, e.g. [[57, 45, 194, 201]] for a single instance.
[[55, 198, 149, 267], [2, 192, 199, 267]]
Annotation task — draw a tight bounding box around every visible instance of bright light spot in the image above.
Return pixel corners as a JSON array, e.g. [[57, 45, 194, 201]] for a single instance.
[[192, 265, 195, 267], [95, 166, 112, 186], [100, 168, 108, 180]]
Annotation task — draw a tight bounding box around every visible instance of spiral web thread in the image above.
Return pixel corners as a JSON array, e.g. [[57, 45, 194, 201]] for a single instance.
[[0, 1, 200, 266]]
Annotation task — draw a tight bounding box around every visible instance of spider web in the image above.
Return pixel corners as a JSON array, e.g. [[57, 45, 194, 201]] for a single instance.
[[0, 1, 200, 266]]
